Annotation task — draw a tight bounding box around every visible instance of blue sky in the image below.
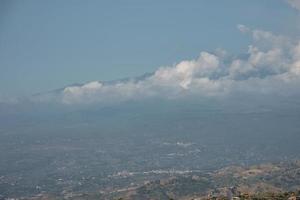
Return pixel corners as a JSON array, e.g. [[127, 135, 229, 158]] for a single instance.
[[0, 0, 299, 96]]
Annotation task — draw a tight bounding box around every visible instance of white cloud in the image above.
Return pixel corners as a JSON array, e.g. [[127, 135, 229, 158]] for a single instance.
[[59, 25, 300, 104], [237, 24, 292, 50], [287, 0, 300, 11], [290, 42, 300, 75], [237, 24, 250, 33], [150, 52, 220, 89]]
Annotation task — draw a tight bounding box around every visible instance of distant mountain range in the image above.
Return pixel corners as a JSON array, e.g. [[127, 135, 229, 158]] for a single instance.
[[32, 72, 154, 97]]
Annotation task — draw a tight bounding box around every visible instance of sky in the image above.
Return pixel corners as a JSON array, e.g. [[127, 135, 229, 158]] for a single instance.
[[1, 0, 300, 98]]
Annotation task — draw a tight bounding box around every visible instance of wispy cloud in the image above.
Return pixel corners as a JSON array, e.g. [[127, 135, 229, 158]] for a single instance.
[[287, 0, 300, 11]]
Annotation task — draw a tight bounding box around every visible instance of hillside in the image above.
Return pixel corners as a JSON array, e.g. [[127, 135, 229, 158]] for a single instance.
[[21, 161, 300, 200]]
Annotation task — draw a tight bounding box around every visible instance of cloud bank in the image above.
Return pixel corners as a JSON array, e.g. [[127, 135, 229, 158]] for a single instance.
[[60, 25, 300, 105]]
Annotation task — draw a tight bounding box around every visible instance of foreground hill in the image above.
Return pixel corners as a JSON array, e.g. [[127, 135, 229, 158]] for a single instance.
[[22, 160, 300, 200], [110, 161, 300, 200]]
